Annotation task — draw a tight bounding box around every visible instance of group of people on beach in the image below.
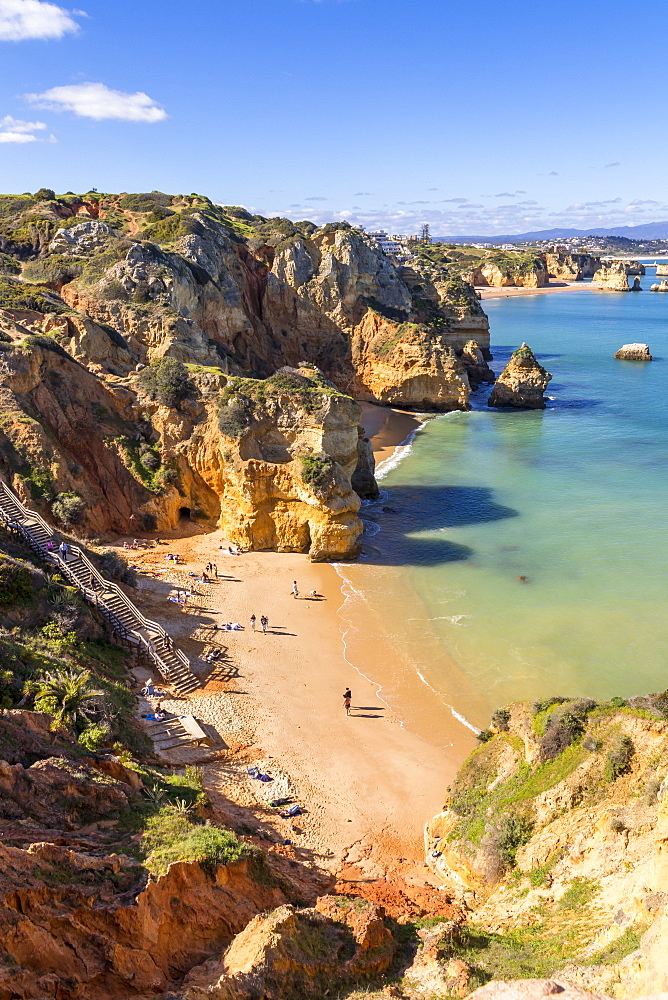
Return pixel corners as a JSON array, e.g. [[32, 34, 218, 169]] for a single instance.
[[250, 614, 269, 633]]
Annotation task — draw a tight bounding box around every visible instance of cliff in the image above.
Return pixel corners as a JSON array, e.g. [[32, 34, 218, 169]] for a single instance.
[[488, 344, 552, 409], [545, 253, 600, 281], [423, 693, 668, 998], [0, 193, 490, 411], [592, 262, 630, 291]]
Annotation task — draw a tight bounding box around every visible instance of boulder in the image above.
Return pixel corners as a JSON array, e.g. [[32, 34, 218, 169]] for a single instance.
[[488, 343, 552, 409], [614, 343, 652, 361], [465, 980, 621, 1000], [650, 280, 668, 292], [632, 276, 642, 291]]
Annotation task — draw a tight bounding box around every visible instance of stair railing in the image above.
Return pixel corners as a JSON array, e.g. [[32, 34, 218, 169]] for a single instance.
[[0, 479, 193, 687]]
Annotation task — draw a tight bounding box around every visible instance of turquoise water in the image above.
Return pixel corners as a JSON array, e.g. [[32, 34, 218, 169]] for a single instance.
[[347, 268, 668, 732]]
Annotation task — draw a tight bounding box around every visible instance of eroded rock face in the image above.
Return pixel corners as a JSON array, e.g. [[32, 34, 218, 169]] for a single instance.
[[593, 261, 630, 291], [614, 343, 652, 361], [545, 253, 600, 281], [463, 258, 548, 289], [461, 339, 495, 389], [188, 366, 368, 559], [0, 849, 287, 999], [487, 343, 551, 409], [182, 897, 396, 999]]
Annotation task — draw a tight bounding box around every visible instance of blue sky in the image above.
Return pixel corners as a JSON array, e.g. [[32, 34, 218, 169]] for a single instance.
[[1, 0, 666, 236]]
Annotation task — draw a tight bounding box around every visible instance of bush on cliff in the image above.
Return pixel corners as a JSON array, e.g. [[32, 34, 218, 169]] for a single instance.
[[51, 492, 86, 527], [605, 734, 634, 781], [300, 454, 334, 490], [142, 809, 245, 875], [136, 357, 196, 408], [22, 255, 83, 285]]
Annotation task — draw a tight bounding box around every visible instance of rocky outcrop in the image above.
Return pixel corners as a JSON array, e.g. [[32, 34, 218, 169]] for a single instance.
[[461, 339, 495, 389], [631, 276, 642, 291], [487, 344, 551, 409], [545, 253, 600, 281], [614, 343, 652, 361], [351, 310, 470, 411], [184, 366, 369, 559], [0, 848, 288, 999], [181, 896, 396, 999], [464, 258, 549, 289], [650, 280, 668, 292], [592, 262, 630, 291], [425, 693, 668, 999]]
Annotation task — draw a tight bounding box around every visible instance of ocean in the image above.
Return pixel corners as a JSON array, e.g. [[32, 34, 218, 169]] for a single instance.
[[337, 265, 668, 743]]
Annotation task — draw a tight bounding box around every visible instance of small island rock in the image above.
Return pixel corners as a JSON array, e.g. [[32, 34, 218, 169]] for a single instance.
[[614, 343, 653, 361], [592, 261, 630, 291], [650, 279, 668, 292], [487, 343, 552, 409]]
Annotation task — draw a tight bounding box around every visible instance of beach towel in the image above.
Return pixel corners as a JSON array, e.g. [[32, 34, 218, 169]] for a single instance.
[[280, 804, 302, 817], [247, 766, 273, 782]]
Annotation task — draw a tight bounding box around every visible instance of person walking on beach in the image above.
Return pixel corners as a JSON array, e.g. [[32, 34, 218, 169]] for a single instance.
[[260, 615, 268, 633], [213, 563, 218, 578], [250, 614, 256, 631], [292, 580, 299, 599], [343, 688, 352, 716]]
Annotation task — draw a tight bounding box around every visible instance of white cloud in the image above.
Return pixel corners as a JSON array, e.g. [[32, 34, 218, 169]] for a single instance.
[[0, 113, 47, 141], [0, 0, 81, 41], [26, 81, 167, 122]]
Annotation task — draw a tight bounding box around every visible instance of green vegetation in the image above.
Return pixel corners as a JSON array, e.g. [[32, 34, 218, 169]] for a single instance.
[[51, 491, 86, 527], [606, 734, 635, 781], [558, 877, 600, 910], [136, 357, 196, 408], [0, 533, 147, 751], [21, 255, 83, 285], [115, 436, 177, 494], [34, 667, 104, 732], [0, 278, 64, 313], [142, 812, 245, 875], [300, 454, 334, 490]]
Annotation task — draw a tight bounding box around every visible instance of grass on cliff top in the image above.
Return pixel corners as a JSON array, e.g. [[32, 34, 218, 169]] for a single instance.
[[217, 368, 348, 437]]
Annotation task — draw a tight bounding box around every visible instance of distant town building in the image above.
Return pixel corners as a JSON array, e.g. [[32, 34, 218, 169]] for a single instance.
[[367, 230, 415, 260]]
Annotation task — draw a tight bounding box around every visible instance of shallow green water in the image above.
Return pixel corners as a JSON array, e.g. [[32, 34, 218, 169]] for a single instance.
[[344, 271, 668, 731]]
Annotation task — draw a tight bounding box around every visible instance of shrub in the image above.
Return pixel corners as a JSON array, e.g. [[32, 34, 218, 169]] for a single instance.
[[477, 729, 493, 743], [142, 809, 245, 876], [605, 735, 634, 782], [119, 191, 173, 212], [539, 709, 586, 763], [99, 550, 137, 587], [300, 454, 333, 489], [22, 255, 83, 285], [99, 279, 129, 301], [0, 557, 33, 605], [51, 492, 86, 527], [78, 722, 111, 751], [0, 278, 63, 313], [495, 813, 534, 868], [33, 188, 56, 202], [558, 877, 599, 910], [490, 708, 511, 731], [136, 357, 195, 409], [217, 393, 253, 437]]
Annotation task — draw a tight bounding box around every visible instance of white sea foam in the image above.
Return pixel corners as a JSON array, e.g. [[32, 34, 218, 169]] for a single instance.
[[375, 421, 425, 480]]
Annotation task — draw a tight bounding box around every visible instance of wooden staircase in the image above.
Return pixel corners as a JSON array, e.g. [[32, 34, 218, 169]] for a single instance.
[[0, 479, 198, 695]]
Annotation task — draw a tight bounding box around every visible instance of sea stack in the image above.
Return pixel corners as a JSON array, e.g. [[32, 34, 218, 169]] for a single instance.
[[460, 339, 495, 388], [650, 280, 668, 292], [614, 343, 653, 361], [488, 343, 552, 409], [592, 261, 630, 291], [631, 276, 642, 291]]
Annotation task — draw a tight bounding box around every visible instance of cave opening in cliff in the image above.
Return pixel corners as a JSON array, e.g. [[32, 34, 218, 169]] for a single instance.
[[178, 506, 191, 521]]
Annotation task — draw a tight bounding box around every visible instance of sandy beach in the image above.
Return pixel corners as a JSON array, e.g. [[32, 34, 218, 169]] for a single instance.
[[477, 280, 589, 299], [126, 404, 470, 917]]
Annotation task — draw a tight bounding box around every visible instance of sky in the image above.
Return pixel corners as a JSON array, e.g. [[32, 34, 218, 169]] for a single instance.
[[1, 0, 667, 237]]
